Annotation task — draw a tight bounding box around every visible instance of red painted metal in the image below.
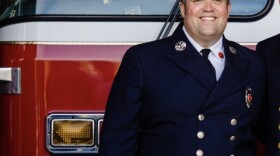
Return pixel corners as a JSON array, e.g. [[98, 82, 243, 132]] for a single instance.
[[0, 44, 129, 156]]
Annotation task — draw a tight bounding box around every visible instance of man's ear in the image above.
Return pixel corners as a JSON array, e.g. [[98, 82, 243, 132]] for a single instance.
[[179, 2, 186, 17]]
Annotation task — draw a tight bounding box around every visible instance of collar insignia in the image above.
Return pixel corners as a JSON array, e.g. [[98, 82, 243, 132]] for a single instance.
[[229, 46, 237, 55], [175, 41, 187, 52]]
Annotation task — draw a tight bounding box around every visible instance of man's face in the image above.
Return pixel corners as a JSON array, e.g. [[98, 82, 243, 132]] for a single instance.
[[179, 0, 231, 47]]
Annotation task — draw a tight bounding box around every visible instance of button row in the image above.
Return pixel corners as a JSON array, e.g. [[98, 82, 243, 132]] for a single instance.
[[196, 150, 235, 156], [196, 131, 236, 141], [196, 115, 237, 155], [198, 114, 237, 126]]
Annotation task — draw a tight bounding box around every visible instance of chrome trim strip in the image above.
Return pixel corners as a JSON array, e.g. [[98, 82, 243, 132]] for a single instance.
[[0, 41, 140, 45], [97, 119, 104, 146]]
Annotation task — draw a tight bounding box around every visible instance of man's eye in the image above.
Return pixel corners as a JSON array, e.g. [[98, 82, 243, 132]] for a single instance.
[[192, 0, 203, 2], [190, 0, 225, 4], [213, 0, 224, 3]]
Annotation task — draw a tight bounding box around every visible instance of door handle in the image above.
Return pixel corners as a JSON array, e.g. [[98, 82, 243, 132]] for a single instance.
[[0, 68, 21, 94]]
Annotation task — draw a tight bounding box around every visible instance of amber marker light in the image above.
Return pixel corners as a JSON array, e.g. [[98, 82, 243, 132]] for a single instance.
[[52, 119, 94, 146], [46, 114, 104, 154]]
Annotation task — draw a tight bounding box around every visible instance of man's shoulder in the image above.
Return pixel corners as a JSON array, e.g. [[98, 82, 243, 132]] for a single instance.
[[258, 33, 280, 47], [256, 33, 280, 57], [127, 37, 174, 56], [133, 37, 173, 50], [225, 39, 264, 64]]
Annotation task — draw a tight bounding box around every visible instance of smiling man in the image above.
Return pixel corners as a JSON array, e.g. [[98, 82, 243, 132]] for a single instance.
[[98, 0, 266, 156]]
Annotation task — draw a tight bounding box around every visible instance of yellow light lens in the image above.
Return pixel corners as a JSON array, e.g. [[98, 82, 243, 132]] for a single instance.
[[52, 119, 94, 146]]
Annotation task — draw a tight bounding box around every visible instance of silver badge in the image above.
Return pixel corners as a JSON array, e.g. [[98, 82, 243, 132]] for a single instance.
[[229, 46, 237, 55], [175, 41, 187, 51], [245, 87, 253, 108]]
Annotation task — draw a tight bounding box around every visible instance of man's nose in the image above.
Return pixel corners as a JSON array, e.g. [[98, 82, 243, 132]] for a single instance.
[[203, 0, 214, 11]]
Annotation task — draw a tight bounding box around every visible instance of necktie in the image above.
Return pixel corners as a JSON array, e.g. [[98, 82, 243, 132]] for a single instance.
[[201, 49, 216, 80]]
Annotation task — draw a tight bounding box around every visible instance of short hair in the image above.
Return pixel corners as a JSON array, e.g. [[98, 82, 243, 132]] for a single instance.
[[180, 0, 230, 4]]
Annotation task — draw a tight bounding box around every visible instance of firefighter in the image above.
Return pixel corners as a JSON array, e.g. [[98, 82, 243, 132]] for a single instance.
[[256, 0, 280, 155], [257, 32, 280, 155], [99, 0, 266, 155]]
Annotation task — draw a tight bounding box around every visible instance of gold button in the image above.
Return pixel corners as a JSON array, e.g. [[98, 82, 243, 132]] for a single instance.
[[230, 136, 236, 141], [231, 119, 237, 126], [230, 155, 235, 156], [278, 142, 280, 149], [278, 124, 280, 130], [198, 114, 205, 121], [197, 131, 205, 139], [196, 150, 203, 156]]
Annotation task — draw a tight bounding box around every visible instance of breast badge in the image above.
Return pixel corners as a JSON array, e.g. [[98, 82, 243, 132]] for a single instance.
[[245, 87, 253, 108]]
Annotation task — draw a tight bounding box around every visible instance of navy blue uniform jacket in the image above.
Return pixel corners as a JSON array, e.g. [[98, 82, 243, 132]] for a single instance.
[[256, 34, 280, 156], [99, 24, 266, 156]]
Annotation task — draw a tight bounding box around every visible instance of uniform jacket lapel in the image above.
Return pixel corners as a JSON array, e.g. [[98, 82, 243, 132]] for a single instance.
[[168, 23, 216, 91], [203, 39, 248, 108]]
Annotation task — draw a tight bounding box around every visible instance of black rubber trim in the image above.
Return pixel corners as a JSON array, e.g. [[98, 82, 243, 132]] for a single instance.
[[229, 0, 274, 22]]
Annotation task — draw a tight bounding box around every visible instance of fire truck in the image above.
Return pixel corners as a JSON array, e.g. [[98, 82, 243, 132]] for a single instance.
[[0, 0, 279, 155]]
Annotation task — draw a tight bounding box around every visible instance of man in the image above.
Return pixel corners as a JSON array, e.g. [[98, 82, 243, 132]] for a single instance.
[[99, 0, 266, 155], [256, 0, 280, 153]]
